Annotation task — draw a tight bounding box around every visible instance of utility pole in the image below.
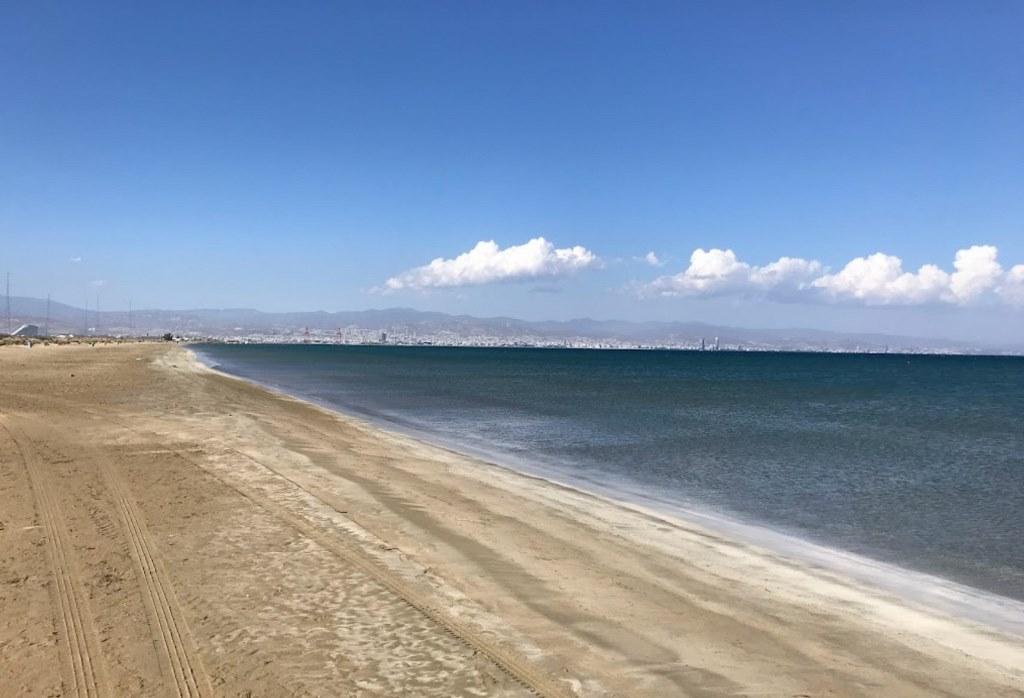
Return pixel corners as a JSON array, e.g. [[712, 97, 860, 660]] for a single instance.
[[45, 294, 51, 337]]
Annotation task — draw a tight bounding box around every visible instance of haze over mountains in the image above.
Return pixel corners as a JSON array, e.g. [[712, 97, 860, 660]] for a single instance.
[[5, 296, 1019, 355]]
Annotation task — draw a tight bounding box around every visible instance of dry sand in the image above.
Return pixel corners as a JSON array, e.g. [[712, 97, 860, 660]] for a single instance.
[[1, 342, 1021, 697]]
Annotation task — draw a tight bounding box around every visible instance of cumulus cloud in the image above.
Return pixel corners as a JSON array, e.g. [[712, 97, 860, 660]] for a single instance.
[[750, 256, 824, 290], [812, 253, 949, 304], [641, 245, 1023, 307], [949, 245, 1002, 303], [70, 256, 82, 263], [813, 245, 1012, 305], [643, 248, 822, 299], [383, 237, 599, 291], [996, 264, 1024, 306], [640, 251, 664, 267]]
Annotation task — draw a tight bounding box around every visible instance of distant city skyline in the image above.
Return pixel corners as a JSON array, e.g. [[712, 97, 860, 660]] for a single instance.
[[3, 2, 1022, 342], [6, 293, 1017, 354]]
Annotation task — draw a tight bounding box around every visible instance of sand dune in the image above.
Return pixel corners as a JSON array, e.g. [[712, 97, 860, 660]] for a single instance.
[[1, 343, 1021, 696]]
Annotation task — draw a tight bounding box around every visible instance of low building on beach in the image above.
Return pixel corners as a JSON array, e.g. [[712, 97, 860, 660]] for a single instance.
[[11, 324, 41, 337]]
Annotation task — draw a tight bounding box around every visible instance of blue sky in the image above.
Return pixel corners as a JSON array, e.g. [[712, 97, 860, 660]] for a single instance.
[[2, 2, 1022, 341]]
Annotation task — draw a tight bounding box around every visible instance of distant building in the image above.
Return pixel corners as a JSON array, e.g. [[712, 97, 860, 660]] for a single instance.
[[12, 324, 41, 337]]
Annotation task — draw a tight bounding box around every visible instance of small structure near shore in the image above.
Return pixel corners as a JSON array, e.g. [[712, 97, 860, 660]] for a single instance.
[[11, 324, 41, 337]]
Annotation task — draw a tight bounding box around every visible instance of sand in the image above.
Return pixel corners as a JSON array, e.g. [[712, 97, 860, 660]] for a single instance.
[[1, 343, 1021, 697]]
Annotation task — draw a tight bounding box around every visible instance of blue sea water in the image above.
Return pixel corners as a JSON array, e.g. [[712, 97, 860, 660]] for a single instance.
[[193, 344, 1024, 605]]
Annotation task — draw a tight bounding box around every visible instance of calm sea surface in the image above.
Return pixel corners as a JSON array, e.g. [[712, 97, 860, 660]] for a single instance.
[[194, 344, 1024, 602]]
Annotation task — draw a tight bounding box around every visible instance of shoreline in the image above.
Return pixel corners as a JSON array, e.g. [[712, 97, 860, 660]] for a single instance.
[[188, 345, 1024, 639], [4, 342, 1023, 696], [187, 338, 1024, 358]]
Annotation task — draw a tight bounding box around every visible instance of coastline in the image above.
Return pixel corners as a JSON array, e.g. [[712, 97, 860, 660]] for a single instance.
[[188, 344, 1024, 638], [179, 346, 1024, 666], [3, 342, 1022, 696]]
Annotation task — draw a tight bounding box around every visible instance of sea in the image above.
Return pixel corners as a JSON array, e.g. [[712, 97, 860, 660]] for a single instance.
[[193, 344, 1024, 624]]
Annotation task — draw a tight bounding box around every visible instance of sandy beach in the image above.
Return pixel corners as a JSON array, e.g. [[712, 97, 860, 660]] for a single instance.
[[1, 343, 1022, 697]]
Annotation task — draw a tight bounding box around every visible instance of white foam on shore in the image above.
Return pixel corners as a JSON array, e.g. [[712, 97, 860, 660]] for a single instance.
[[187, 346, 1024, 640]]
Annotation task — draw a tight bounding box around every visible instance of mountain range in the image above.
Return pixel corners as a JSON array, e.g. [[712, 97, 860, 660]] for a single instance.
[[3, 295, 1019, 354]]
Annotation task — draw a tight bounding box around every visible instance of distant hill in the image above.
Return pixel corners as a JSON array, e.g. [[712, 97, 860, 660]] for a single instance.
[[3, 295, 1019, 354]]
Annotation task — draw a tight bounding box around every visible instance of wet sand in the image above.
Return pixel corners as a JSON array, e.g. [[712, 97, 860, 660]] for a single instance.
[[1, 343, 1022, 697]]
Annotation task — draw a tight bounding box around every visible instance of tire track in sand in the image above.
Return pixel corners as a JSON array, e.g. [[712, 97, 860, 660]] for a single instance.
[[97, 457, 213, 698], [0, 418, 111, 698], [96, 412, 570, 697], [186, 443, 571, 698]]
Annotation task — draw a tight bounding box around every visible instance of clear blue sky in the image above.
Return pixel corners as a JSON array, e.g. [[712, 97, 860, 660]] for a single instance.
[[2, 2, 1022, 341]]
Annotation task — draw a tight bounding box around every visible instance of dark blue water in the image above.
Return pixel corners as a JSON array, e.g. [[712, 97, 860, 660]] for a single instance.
[[194, 344, 1024, 602]]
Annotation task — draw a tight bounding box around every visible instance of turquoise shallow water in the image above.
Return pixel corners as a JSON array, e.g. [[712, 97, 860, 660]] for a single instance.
[[194, 344, 1024, 602]]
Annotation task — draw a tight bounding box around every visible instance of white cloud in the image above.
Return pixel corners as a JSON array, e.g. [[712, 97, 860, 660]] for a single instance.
[[813, 245, 1011, 305], [812, 253, 949, 304], [750, 256, 824, 290], [998, 264, 1024, 306], [70, 256, 82, 263], [949, 245, 1001, 303], [383, 237, 599, 291], [641, 251, 663, 267], [643, 248, 822, 299], [90, 279, 106, 288], [641, 245, 1023, 307]]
